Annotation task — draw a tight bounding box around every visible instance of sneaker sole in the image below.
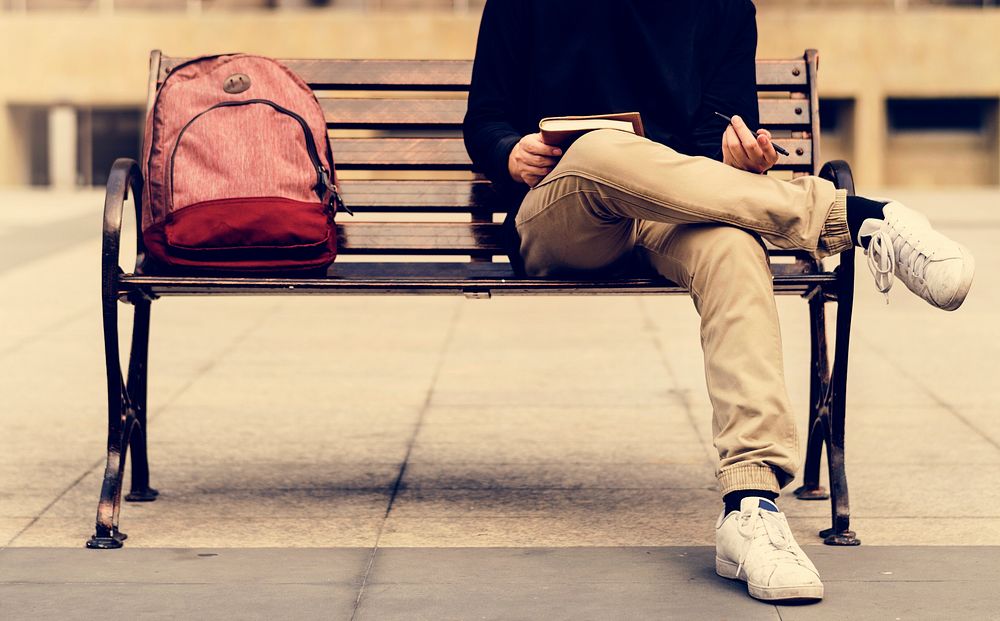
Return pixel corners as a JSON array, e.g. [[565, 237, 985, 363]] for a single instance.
[[939, 244, 976, 311], [715, 556, 824, 602]]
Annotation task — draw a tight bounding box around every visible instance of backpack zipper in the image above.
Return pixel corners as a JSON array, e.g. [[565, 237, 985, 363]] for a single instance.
[[167, 98, 351, 217]]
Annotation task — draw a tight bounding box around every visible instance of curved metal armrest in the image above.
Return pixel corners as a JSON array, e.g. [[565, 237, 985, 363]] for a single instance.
[[102, 158, 145, 302], [819, 160, 856, 197], [819, 159, 857, 276]]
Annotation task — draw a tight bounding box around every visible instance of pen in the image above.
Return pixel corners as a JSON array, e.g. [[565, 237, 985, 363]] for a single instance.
[[713, 111, 790, 157]]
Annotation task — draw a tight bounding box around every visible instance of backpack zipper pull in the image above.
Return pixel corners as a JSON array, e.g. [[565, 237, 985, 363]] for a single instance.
[[330, 184, 351, 216], [317, 166, 353, 216]]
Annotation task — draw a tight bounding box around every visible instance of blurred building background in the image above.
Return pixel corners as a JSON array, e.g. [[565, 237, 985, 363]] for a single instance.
[[0, 0, 997, 190]]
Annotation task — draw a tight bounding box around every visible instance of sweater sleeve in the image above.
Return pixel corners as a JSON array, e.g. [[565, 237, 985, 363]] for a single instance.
[[690, 1, 761, 161], [463, 0, 527, 190]]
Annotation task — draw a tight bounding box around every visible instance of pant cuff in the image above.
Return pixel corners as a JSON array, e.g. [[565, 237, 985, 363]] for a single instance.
[[717, 464, 781, 496], [818, 189, 852, 257]]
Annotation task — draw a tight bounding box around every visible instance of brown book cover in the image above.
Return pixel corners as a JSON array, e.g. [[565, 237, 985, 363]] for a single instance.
[[539, 112, 646, 146]]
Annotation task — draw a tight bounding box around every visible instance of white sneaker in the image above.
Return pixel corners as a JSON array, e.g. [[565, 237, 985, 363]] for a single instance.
[[860, 201, 975, 311], [715, 497, 824, 602]]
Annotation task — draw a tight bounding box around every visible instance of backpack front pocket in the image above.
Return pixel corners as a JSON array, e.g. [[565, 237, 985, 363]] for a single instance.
[[165, 99, 333, 253]]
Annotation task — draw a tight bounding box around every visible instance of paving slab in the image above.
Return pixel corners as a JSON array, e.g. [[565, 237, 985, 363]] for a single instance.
[[10, 516, 383, 548], [419, 403, 697, 434], [399, 462, 719, 491], [359, 546, 1000, 621], [779, 465, 1000, 519], [0, 518, 33, 545], [42, 477, 393, 521], [849, 418, 998, 464], [354, 581, 773, 621], [818, 517, 1000, 546], [387, 487, 720, 520], [0, 547, 371, 583], [116, 461, 406, 493], [3, 546, 995, 621], [409, 437, 712, 466], [0, 584, 358, 620], [378, 515, 717, 547]]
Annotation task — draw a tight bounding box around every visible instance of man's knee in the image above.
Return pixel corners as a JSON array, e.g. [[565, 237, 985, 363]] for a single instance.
[[517, 185, 635, 277], [555, 128, 640, 174], [688, 225, 768, 266], [670, 226, 771, 292]]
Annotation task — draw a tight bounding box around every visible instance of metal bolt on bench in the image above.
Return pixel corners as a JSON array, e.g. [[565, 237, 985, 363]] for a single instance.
[[88, 49, 859, 549]]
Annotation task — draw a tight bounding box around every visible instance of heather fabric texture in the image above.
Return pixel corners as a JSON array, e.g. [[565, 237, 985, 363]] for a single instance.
[[167, 105, 319, 216], [515, 129, 851, 494], [140, 54, 337, 271]]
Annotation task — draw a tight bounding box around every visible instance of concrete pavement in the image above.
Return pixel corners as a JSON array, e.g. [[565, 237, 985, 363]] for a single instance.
[[3, 547, 999, 620], [1, 188, 998, 618]]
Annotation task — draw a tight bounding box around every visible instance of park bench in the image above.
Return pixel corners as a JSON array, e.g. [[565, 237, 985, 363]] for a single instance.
[[89, 49, 860, 549]]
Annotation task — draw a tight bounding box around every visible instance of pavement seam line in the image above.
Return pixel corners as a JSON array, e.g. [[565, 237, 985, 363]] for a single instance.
[[637, 298, 718, 468], [857, 332, 1000, 453], [3, 301, 282, 549], [2, 468, 95, 550], [349, 299, 464, 621]]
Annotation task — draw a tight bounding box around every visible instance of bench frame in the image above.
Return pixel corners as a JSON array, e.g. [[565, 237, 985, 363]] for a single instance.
[[88, 49, 860, 549]]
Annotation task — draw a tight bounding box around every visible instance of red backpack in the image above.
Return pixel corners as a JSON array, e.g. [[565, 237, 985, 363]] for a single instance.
[[141, 54, 343, 272]]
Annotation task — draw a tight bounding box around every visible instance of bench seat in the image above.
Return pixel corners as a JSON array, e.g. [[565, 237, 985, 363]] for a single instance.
[[124, 260, 836, 298], [88, 49, 860, 550]]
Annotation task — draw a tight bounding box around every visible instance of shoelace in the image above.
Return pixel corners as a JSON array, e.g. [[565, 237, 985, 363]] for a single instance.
[[865, 219, 932, 304], [866, 227, 895, 301], [734, 508, 811, 579]]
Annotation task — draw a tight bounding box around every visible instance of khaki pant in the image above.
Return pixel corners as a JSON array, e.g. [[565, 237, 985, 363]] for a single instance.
[[515, 129, 852, 495]]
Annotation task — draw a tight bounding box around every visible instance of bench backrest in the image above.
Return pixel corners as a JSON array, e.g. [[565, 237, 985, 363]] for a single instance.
[[150, 50, 821, 263]]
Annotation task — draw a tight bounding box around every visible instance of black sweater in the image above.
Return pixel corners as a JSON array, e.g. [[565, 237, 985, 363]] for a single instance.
[[463, 0, 761, 208]]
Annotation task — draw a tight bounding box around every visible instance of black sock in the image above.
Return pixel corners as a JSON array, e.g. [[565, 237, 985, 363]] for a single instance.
[[846, 196, 888, 246], [723, 489, 779, 515]]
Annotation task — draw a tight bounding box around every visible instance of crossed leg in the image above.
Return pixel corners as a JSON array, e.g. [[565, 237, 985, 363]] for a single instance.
[[513, 128, 834, 601], [516, 180, 800, 493]]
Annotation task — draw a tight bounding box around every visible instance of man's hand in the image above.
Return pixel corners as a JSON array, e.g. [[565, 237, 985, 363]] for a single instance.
[[722, 115, 779, 174], [509, 133, 563, 187]]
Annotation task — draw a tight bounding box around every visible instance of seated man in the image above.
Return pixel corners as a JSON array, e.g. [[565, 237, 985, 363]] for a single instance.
[[463, 0, 975, 604]]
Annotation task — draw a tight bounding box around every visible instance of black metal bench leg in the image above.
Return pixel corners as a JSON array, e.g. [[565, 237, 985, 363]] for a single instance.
[[124, 301, 158, 503], [807, 159, 861, 546], [795, 292, 832, 502], [89, 158, 150, 549], [819, 257, 860, 546], [87, 294, 131, 549]]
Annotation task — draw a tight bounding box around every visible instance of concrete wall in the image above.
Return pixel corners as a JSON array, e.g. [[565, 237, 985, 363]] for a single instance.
[[1, 8, 999, 187]]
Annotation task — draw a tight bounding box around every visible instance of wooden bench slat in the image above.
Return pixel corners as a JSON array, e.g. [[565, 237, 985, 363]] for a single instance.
[[331, 137, 814, 169], [322, 98, 467, 127], [159, 57, 809, 91], [333, 137, 472, 169], [159, 58, 474, 90], [760, 99, 812, 126], [321, 97, 810, 128], [340, 180, 500, 212], [337, 222, 506, 254], [755, 60, 808, 89]]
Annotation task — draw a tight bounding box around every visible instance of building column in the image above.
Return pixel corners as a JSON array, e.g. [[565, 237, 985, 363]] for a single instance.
[[0, 105, 11, 186], [48, 104, 78, 189], [853, 92, 886, 189], [992, 97, 1000, 186]]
